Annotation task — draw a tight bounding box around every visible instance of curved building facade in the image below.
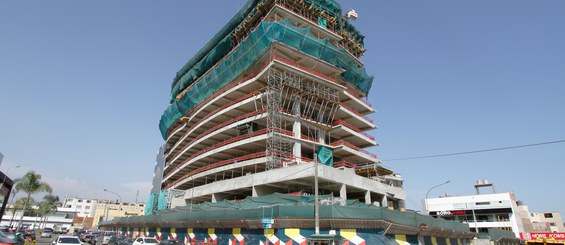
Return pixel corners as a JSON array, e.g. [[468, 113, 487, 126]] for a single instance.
[[153, 0, 406, 211]]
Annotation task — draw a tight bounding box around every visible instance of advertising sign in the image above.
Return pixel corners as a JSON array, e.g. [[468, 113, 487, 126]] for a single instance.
[[520, 233, 565, 241], [436, 210, 467, 216]]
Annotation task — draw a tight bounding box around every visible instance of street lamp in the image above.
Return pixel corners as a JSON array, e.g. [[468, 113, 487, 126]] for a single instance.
[[103, 189, 122, 221], [425, 180, 450, 215]]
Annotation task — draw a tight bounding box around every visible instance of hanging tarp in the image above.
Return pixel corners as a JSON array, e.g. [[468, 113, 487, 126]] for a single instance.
[[157, 190, 168, 210], [317, 146, 333, 166], [144, 194, 156, 215]]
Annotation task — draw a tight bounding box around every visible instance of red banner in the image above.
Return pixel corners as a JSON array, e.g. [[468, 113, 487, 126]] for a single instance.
[[520, 233, 565, 240]]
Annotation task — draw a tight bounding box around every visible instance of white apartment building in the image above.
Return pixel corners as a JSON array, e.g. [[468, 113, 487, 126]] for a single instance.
[[427, 192, 524, 237], [62, 196, 97, 217], [426, 181, 565, 239]]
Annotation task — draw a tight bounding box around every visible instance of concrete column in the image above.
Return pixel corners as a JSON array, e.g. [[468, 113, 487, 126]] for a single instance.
[[340, 184, 347, 200], [318, 130, 326, 144], [252, 186, 270, 197], [211, 193, 227, 203], [365, 191, 371, 204], [381, 195, 388, 208], [399, 200, 406, 211]]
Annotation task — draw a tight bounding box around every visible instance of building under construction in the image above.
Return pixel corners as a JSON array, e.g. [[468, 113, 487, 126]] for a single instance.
[[156, 0, 405, 212], [102, 0, 520, 244]]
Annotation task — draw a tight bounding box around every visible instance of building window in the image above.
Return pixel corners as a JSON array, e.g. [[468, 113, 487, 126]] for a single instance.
[[85, 206, 90, 209], [544, 213, 553, 218], [78, 199, 83, 203], [65, 205, 72, 208], [77, 205, 82, 209], [550, 223, 556, 226], [475, 202, 490, 205], [86, 200, 91, 203]]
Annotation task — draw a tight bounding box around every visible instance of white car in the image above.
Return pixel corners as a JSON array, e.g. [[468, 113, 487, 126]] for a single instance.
[[132, 237, 159, 245], [52, 236, 82, 245], [41, 230, 53, 238]]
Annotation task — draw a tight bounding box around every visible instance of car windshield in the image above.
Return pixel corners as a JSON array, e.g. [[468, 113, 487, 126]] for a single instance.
[[59, 237, 81, 243], [144, 238, 158, 243]]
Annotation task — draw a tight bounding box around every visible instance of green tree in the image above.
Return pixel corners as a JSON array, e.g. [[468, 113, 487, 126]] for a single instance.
[[14, 171, 52, 229], [37, 194, 60, 229], [9, 197, 35, 227]]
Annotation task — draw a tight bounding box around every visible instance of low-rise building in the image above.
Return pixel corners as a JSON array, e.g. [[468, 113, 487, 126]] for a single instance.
[[529, 211, 565, 232], [91, 201, 144, 228], [0, 207, 75, 230], [62, 196, 97, 218], [426, 180, 564, 239]]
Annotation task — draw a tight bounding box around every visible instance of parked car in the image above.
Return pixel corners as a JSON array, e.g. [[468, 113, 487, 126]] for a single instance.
[[90, 232, 102, 245], [78, 231, 88, 241], [84, 231, 101, 244], [0, 230, 16, 242], [51, 236, 81, 245], [158, 240, 180, 245], [107, 235, 127, 245], [40, 230, 53, 238], [98, 231, 116, 245], [132, 237, 159, 245], [116, 237, 134, 245], [0, 235, 15, 245]]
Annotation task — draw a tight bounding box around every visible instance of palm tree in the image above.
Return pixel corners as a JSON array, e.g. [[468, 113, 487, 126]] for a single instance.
[[14, 171, 52, 229], [37, 194, 60, 229], [9, 197, 35, 228]]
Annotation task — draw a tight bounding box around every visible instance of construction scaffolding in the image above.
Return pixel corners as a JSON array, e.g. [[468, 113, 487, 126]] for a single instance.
[[265, 68, 294, 170], [265, 67, 339, 170]]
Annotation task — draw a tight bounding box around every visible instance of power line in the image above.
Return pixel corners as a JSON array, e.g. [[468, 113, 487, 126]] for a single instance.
[[382, 139, 565, 162]]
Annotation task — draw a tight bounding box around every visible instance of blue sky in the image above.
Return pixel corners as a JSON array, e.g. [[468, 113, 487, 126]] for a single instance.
[[1, 1, 564, 219]]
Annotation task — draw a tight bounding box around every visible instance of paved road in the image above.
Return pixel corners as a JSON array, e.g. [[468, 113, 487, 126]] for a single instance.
[[36, 236, 55, 245]]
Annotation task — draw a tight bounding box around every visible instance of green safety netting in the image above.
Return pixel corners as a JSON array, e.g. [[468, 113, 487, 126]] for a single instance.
[[144, 194, 156, 215], [170, 0, 346, 101], [104, 193, 470, 232], [303, 0, 342, 17], [317, 146, 333, 166], [157, 190, 168, 210], [160, 18, 374, 139], [170, 0, 261, 99]]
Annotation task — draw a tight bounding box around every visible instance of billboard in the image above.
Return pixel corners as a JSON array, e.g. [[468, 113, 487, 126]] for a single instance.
[[520, 233, 565, 241]]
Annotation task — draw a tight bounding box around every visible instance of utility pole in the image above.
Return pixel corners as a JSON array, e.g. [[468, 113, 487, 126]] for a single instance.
[[314, 152, 319, 235]]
